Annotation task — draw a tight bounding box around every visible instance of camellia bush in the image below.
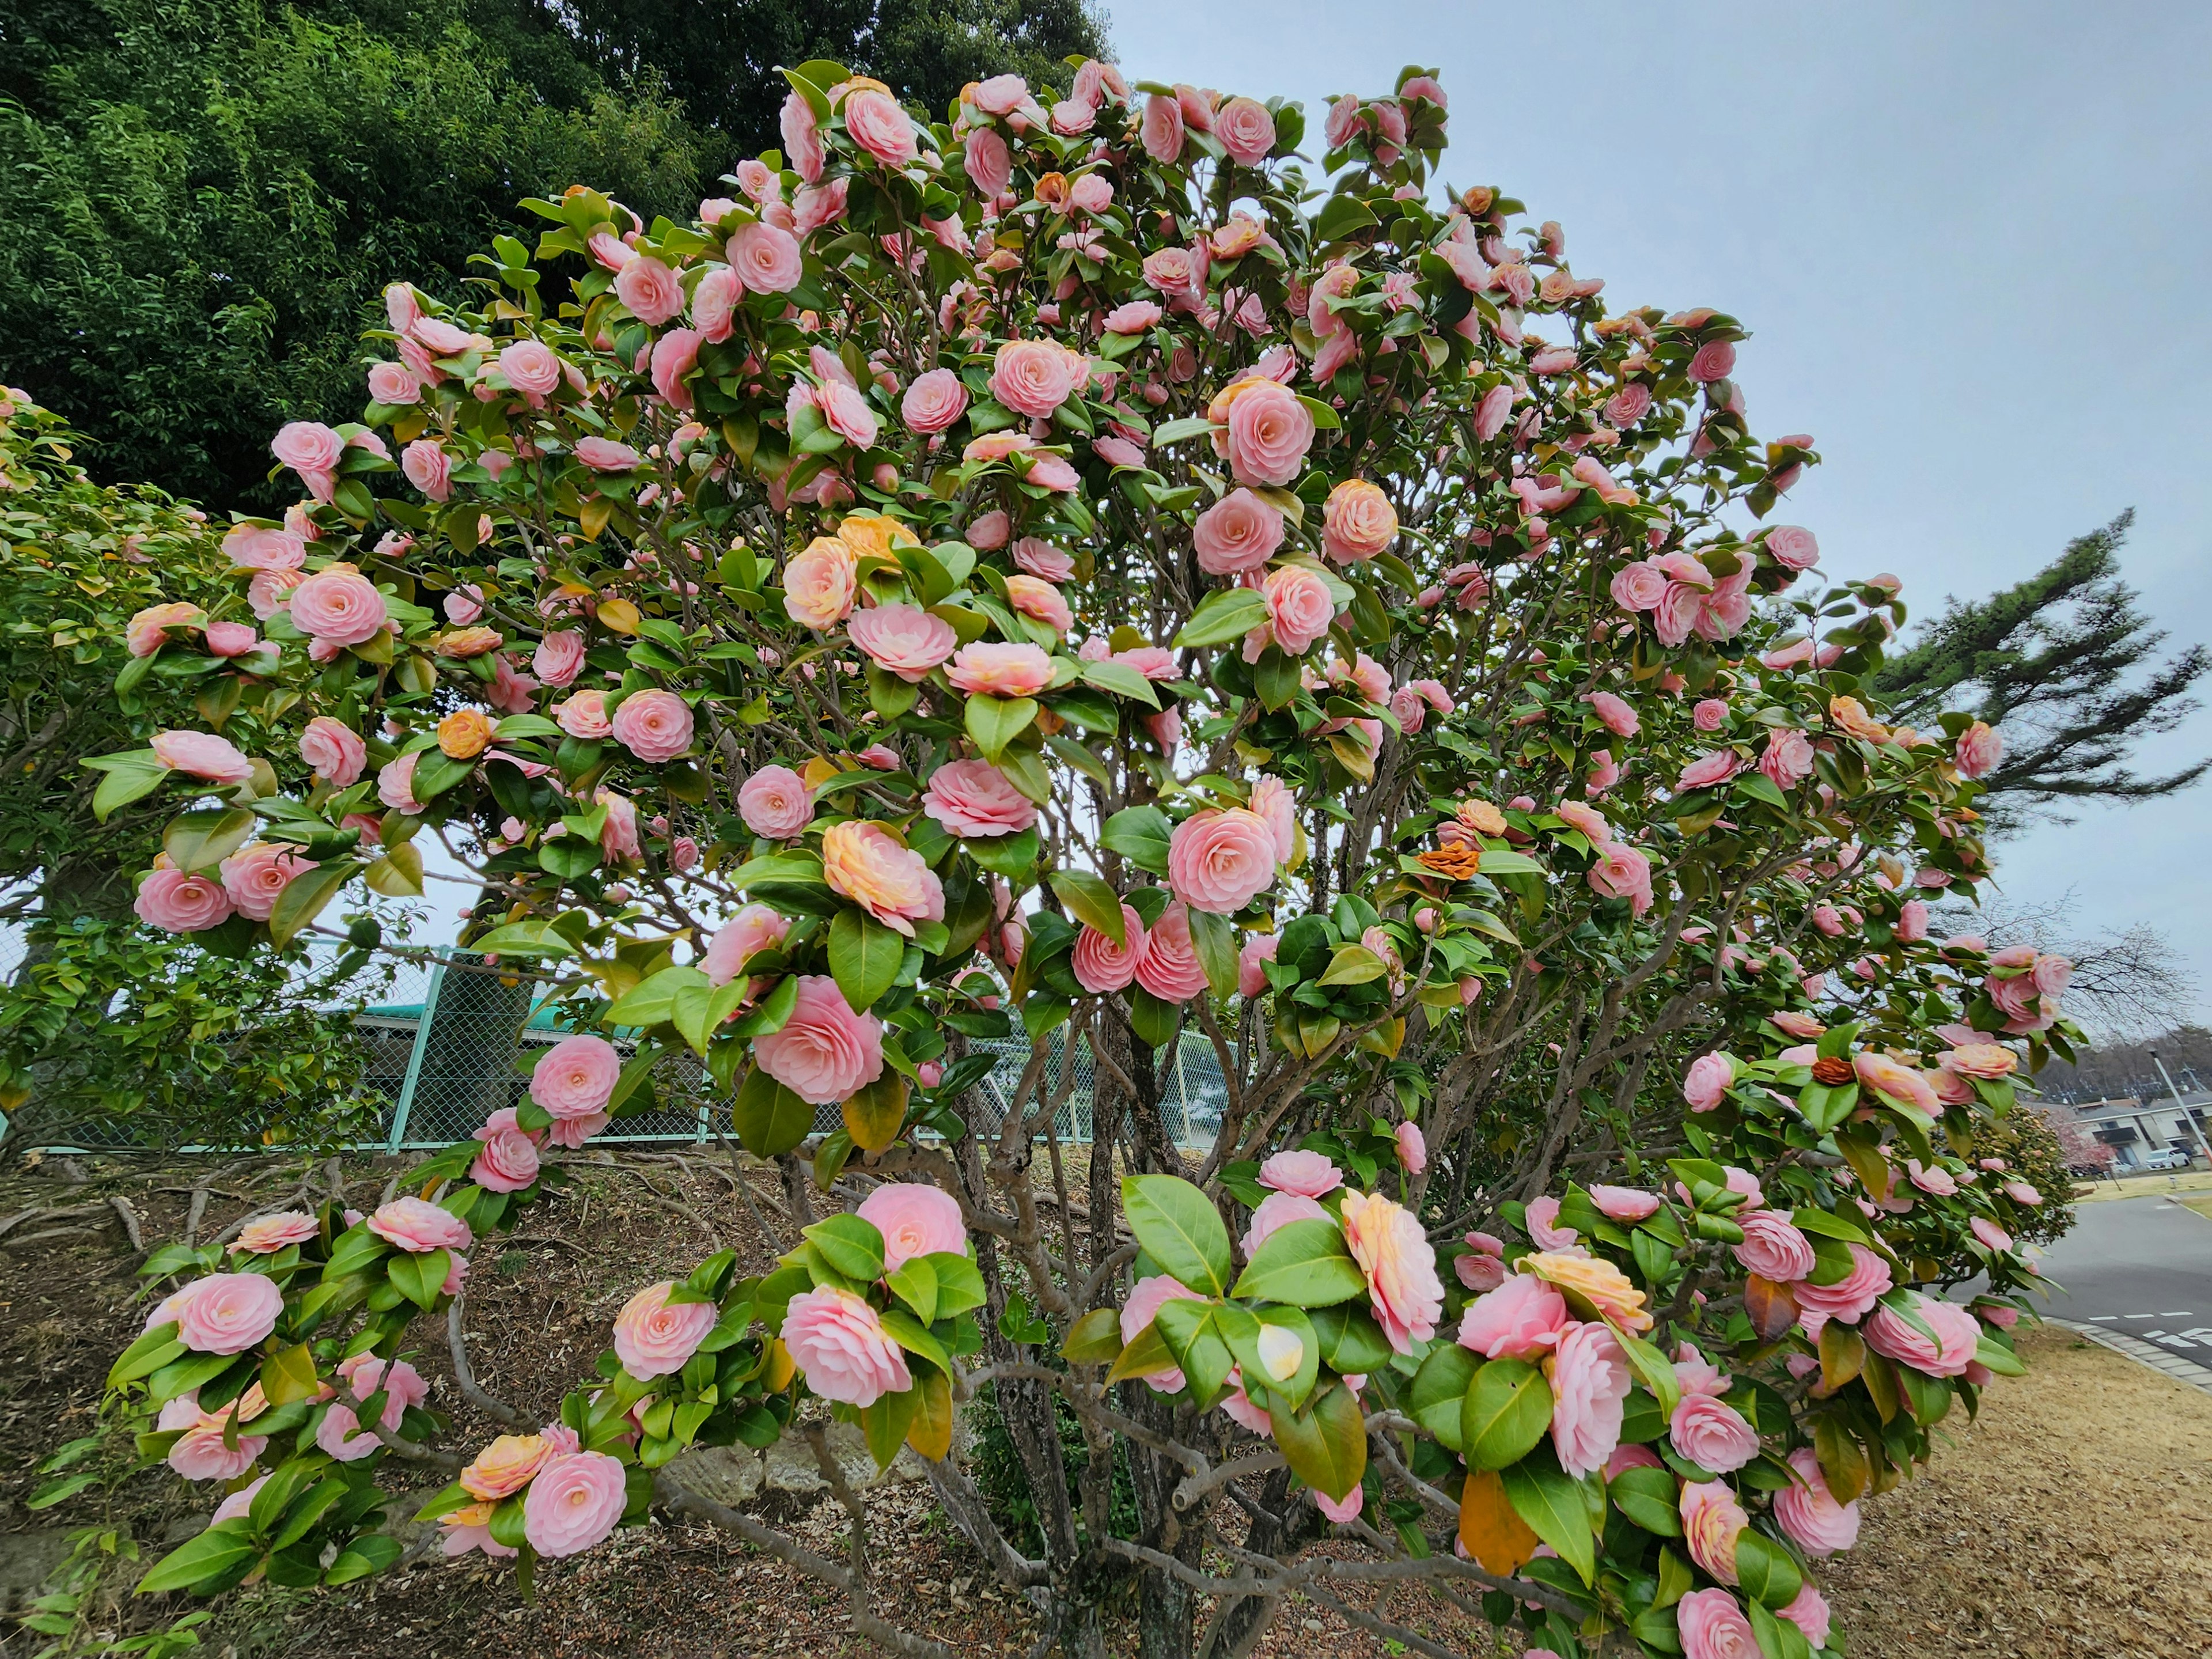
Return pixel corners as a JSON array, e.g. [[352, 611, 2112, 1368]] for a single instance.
[[82, 56, 2076, 1659]]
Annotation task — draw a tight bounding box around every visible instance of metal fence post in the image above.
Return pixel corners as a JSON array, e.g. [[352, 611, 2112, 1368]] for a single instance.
[[386, 955, 446, 1153]]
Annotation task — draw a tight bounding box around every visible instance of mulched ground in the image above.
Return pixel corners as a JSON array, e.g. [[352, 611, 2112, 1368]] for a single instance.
[[4, 1154, 2205, 1657]]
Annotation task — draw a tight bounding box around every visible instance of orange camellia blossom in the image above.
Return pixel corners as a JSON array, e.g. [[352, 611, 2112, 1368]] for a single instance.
[[1416, 843, 1485, 880], [1943, 1043, 2018, 1080], [1853, 1050, 1941, 1116], [435, 626, 503, 658], [820, 819, 944, 936], [1458, 800, 1508, 836], [1827, 695, 1892, 744], [835, 513, 916, 563], [460, 1433, 552, 1501], [785, 536, 858, 630], [437, 707, 496, 759], [1518, 1249, 1653, 1332]]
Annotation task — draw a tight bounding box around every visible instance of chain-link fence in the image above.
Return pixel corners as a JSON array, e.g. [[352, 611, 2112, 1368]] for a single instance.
[[3, 923, 1227, 1153]]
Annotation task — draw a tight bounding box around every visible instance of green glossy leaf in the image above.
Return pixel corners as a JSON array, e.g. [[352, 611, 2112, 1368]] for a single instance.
[[830, 908, 904, 1012], [1463, 1357, 1553, 1471], [964, 694, 1038, 760], [1175, 586, 1271, 649], [1408, 1344, 1479, 1452], [804, 1214, 886, 1283], [1501, 1450, 1594, 1585], [1185, 906, 1240, 998], [1080, 658, 1161, 707], [1049, 869, 1125, 945], [1122, 1175, 1231, 1296], [1734, 1527, 1804, 1608], [733, 1066, 813, 1157], [268, 862, 351, 948], [1061, 1306, 1124, 1364], [607, 964, 710, 1028], [859, 1384, 919, 1470], [1609, 1463, 1683, 1535], [164, 807, 256, 873], [388, 1247, 449, 1310], [1230, 1218, 1366, 1307], [1270, 1380, 1366, 1501], [135, 1521, 260, 1595], [1100, 804, 1173, 874]]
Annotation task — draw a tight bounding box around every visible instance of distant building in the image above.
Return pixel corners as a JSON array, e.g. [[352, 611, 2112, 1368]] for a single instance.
[[2044, 1092, 2211, 1171]]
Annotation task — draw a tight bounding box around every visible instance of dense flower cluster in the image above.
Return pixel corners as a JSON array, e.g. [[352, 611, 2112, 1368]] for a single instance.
[[82, 56, 2073, 1659]]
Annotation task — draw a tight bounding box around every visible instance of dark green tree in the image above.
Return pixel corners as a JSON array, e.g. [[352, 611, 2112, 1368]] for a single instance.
[[1875, 511, 2210, 826], [0, 0, 707, 507], [503, 0, 1109, 166]]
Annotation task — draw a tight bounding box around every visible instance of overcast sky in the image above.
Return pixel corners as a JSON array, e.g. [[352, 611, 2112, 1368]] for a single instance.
[[1099, 0, 2212, 1023]]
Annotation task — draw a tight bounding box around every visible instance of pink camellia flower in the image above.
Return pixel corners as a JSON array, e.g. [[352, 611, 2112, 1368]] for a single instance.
[[1120, 1274, 1207, 1392], [1555, 800, 1612, 846], [211, 1472, 271, 1522], [367, 361, 421, 404], [1688, 339, 1737, 382], [1732, 1211, 1815, 1282], [135, 866, 234, 933], [611, 688, 694, 762], [533, 630, 585, 688], [1759, 728, 1815, 789], [1864, 1293, 1981, 1378], [1955, 719, 2002, 779], [1772, 1011, 1824, 1040], [1320, 478, 1398, 565], [900, 368, 969, 434], [784, 534, 858, 630], [402, 438, 452, 502], [736, 765, 815, 840], [152, 728, 255, 786], [1586, 691, 1639, 738], [459, 1433, 553, 1502], [923, 759, 1036, 840], [1142, 91, 1185, 162], [368, 1195, 471, 1255], [574, 436, 641, 472], [1459, 1274, 1569, 1360], [319, 1355, 429, 1461], [817, 379, 881, 447], [523, 1450, 628, 1558], [554, 690, 612, 740], [1523, 1195, 1578, 1252], [702, 904, 790, 986], [1221, 378, 1313, 487], [1393, 1120, 1426, 1174], [1610, 559, 1667, 612], [1167, 808, 1278, 915], [730, 221, 804, 294], [377, 751, 425, 815], [218, 843, 308, 922], [946, 641, 1055, 698], [822, 820, 944, 936], [289, 565, 389, 646], [233, 1212, 318, 1255], [613, 1281, 720, 1380], [846, 602, 959, 684], [531, 1035, 620, 1120], [1766, 525, 1821, 570], [1586, 843, 1653, 915], [1778, 1585, 1831, 1650], [1241, 1189, 1329, 1258], [222, 525, 306, 573], [857, 1182, 965, 1272], [1214, 96, 1276, 164], [1103, 299, 1162, 335], [1134, 902, 1210, 1000], [1550, 1321, 1630, 1478], [271, 421, 344, 498], [1677, 750, 1738, 791], [1670, 1392, 1759, 1473], [1692, 698, 1729, 732], [1679, 1480, 1748, 1584], [164, 1391, 270, 1481], [1262, 564, 1335, 655], [649, 327, 700, 410], [1853, 1051, 1939, 1116], [963, 126, 1012, 196], [1676, 1588, 1759, 1659], [1791, 1243, 1893, 1334], [1455, 1232, 1506, 1293], [991, 338, 1080, 418], [1072, 904, 1146, 994], [844, 88, 918, 166], [1013, 539, 1077, 582], [298, 717, 366, 787], [613, 255, 684, 325], [1907, 1158, 1959, 1196], [1257, 1149, 1343, 1199], [169, 1272, 283, 1354], [782, 1286, 912, 1406], [1682, 1051, 1734, 1112], [1774, 1446, 1860, 1555], [499, 338, 563, 398], [1588, 1184, 1660, 1222], [1006, 574, 1074, 634], [1972, 1217, 2014, 1253], [966, 508, 1010, 550], [753, 975, 884, 1104], [1339, 1190, 1443, 1354], [471, 1107, 542, 1194]]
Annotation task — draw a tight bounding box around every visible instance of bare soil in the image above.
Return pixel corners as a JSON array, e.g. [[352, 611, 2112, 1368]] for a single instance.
[[3, 1154, 2206, 1657]]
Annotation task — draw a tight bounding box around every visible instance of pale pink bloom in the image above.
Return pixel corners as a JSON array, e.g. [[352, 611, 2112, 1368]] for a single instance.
[[1864, 1293, 1981, 1378], [1395, 1120, 1426, 1173], [233, 1212, 318, 1255], [1680, 1480, 1748, 1584], [1588, 1184, 1660, 1222], [1692, 698, 1729, 732], [844, 88, 918, 166], [1262, 565, 1334, 656], [782, 1286, 911, 1406], [136, 868, 233, 932], [1222, 379, 1313, 487], [217, 842, 308, 922], [1312, 1484, 1363, 1524], [1257, 1149, 1342, 1198], [1121, 1274, 1207, 1391], [1778, 1585, 1831, 1649], [753, 975, 884, 1104], [554, 689, 612, 740], [222, 525, 306, 572], [1586, 843, 1653, 914], [211, 1473, 271, 1522], [1006, 574, 1074, 633], [1765, 525, 1820, 570], [318, 1355, 428, 1461], [607, 688, 692, 763], [1550, 1321, 1630, 1478], [843, 602, 953, 683], [1339, 1190, 1442, 1354], [963, 127, 1012, 196], [369, 1195, 471, 1254], [1214, 96, 1275, 164], [1955, 719, 2003, 779], [1585, 691, 1639, 738], [900, 368, 969, 434], [523, 1450, 628, 1558], [965, 508, 1010, 549], [169, 1396, 270, 1482], [1167, 808, 1278, 915], [531, 1035, 620, 1121], [1854, 1051, 1939, 1116], [1688, 339, 1737, 382], [1523, 1195, 1578, 1252], [1134, 902, 1209, 999], [1681, 1052, 1733, 1112], [533, 631, 585, 688], [289, 565, 388, 645], [1972, 1217, 2014, 1253], [1732, 1211, 1814, 1282], [924, 759, 1037, 838], [1774, 1447, 1859, 1555], [614, 256, 684, 325], [1677, 750, 1738, 791], [725, 222, 801, 296], [150, 730, 253, 787], [1141, 92, 1184, 163], [702, 904, 790, 986], [1670, 1392, 1758, 1472], [1907, 1157, 1959, 1196], [271, 421, 343, 498], [738, 766, 815, 839], [169, 1272, 283, 1354], [1458, 1273, 1569, 1361], [1759, 728, 1815, 790], [1677, 1588, 1759, 1659], [857, 1183, 964, 1273], [1610, 559, 1667, 612], [794, 179, 847, 233], [470, 1107, 541, 1194], [377, 751, 425, 815], [1241, 1190, 1329, 1259], [498, 338, 563, 399], [613, 1281, 719, 1380], [1013, 539, 1076, 581], [1320, 478, 1397, 565], [1104, 300, 1162, 335], [574, 436, 641, 472], [946, 641, 1054, 698], [991, 338, 1080, 418], [1791, 1243, 1892, 1334], [401, 438, 452, 502], [367, 359, 420, 404], [1072, 904, 1146, 994], [822, 820, 944, 936], [1772, 1011, 1824, 1040]]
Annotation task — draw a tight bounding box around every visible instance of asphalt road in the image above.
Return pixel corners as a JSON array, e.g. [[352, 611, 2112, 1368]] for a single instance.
[[2031, 1193, 2212, 1355]]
